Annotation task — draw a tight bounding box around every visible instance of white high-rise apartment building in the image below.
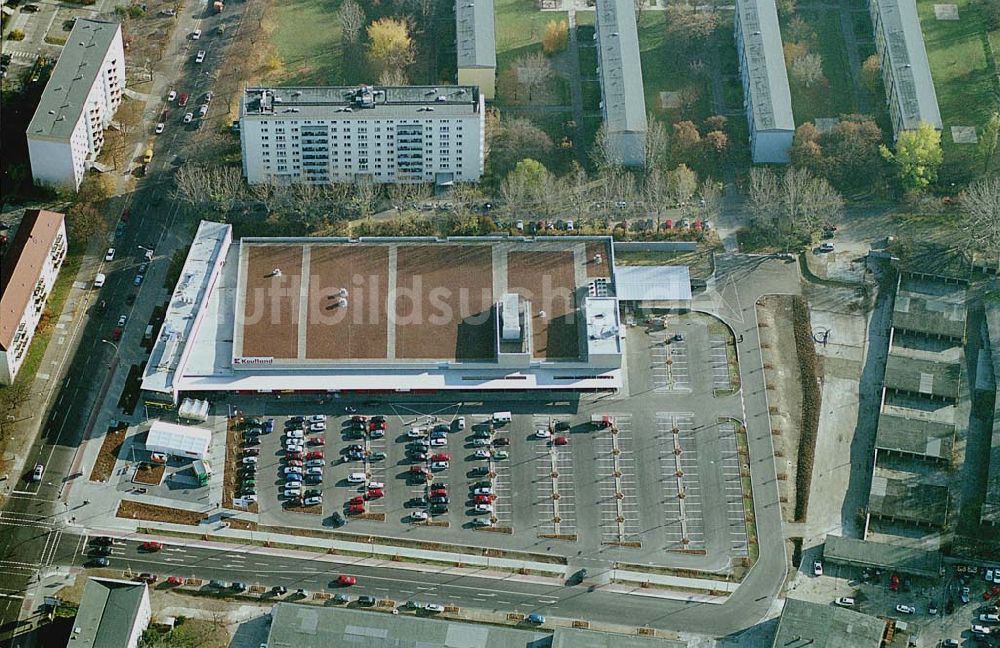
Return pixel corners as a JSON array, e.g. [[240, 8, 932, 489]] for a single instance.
[[239, 85, 485, 185], [26, 19, 125, 192]]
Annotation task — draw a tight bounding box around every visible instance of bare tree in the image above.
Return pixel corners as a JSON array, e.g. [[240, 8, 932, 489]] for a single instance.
[[354, 176, 381, 218], [666, 164, 698, 208], [379, 68, 409, 86], [790, 52, 824, 88], [642, 165, 670, 228], [699, 180, 723, 224], [747, 167, 781, 227], [591, 125, 624, 174], [115, 100, 145, 140], [338, 0, 366, 45], [644, 117, 669, 173], [960, 176, 1000, 270], [512, 52, 553, 102]]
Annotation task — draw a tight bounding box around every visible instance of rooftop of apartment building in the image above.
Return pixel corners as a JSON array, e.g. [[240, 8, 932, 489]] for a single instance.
[[735, 0, 795, 132], [870, 0, 942, 130], [594, 0, 647, 135], [240, 85, 482, 120], [26, 19, 121, 141], [0, 210, 65, 351], [455, 0, 496, 68]]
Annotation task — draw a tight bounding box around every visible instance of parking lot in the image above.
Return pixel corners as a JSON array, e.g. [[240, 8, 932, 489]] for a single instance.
[[210, 311, 752, 571]]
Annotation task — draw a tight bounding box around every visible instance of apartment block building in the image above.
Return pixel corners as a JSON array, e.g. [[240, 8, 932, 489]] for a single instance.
[[0, 210, 67, 385], [734, 0, 795, 163], [455, 0, 496, 99], [239, 85, 485, 185], [594, 0, 647, 167], [26, 19, 125, 191], [868, 0, 941, 138]]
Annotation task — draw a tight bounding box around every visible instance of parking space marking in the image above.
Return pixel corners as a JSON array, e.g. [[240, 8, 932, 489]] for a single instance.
[[650, 334, 691, 393], [491, 460, 513, 527], [593, 415, 641, 544], [534, 441, 576, 537], [717, 423, 748, 555], [657, 412, 705, 550], [709, 337, 732, 392]]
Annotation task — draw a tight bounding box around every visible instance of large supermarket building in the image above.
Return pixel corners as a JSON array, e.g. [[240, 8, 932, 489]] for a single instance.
[[141, 222, 695, 404]]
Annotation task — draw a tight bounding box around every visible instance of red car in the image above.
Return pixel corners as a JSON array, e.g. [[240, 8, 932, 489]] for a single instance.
[[473, 494, 495, 504], [889, 574, 899, 591], [136, 573, 157, 583], [286, 451, 303, 460], [337, 575, 357, 586], [167, 576, 185, 586], [348, 496, 365, 505], [368, 421, 387, 431], [111, 326, 123, 341], [410, 466, 428, 475], [140, 541, 163, 552], [305, 451, 324, 460], [347, 504, 365, 515], [351, 415, 368, 423], [178, 92, 189, 106], [307, 438, 325, 446], [365, 488, 384, 500], [430, 453, 450, 462], [286, 459, 303, 468], [553, 436, 569, 446]]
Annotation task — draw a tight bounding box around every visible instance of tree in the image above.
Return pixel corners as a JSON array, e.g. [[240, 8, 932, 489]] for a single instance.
[[379, 68, 408, 86], [960, 176, 1000, 269], [880, 121, 943, 190], [979, 111, 1000, 172], [787, 16, 814, 44], [512, 52, 553, 102], [542, 19, 568, 55], [790, 52, 824, 88], [634, 0, 647, 23], [747, 167, 781, 226], [704, 130, 728, 156], [78, 173, 116, 204], [823, 115, 883, 189], [861, 54, 881, 93], [671, 120, 701, 163], [338, 0, 366, 44], [353, 175, 381, 218], [114, 99, 144, 139], [67, 201, 107, 244], [791, 122, 823, 171], [592, 125, 624, 172], [367, 18, 414, 75], [644, 118, 670, 172], [664, 6, 718, 54], [776, 0, 796, 18], [501, 158, 552, 207], [490, 116, 553, 177], [699, 180, 723, 224], [666, 164, 698, 206]]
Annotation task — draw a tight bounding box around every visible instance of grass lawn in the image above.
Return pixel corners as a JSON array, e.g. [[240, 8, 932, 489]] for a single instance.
[[266, 0, 349, 85], [638, 12, 720, 123], [575, 9, 595, 26], [783, 9, 858, 122], [918, 0, 999, 183], [496, 0, 567, 70]]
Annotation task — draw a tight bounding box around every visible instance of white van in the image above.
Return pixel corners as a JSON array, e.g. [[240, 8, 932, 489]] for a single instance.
[[492, 412, 512, 424], [94, 273, 106, 288]]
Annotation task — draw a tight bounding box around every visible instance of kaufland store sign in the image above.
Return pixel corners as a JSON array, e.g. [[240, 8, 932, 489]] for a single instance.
[[234, 356, 274, 366]]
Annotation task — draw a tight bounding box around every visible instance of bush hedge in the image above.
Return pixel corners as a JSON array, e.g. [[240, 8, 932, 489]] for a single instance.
[[791, 295, 821, 522]]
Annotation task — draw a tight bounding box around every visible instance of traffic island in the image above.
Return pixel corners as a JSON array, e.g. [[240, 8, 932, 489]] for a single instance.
[[116, 500, 206, 526], [132, 462, 165, 485]]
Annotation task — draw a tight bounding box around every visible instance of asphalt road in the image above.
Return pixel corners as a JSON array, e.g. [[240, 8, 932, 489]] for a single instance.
[[0, 3, 233, 644], [33, 530, 758, 634]]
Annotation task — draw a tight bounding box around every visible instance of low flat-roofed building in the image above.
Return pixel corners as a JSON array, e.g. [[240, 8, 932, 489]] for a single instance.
[[143, 224, 623, 402], [613, 266, 692, 304], [594, 0, 647, 167], [455, 0, 496, 99], [893, 276, 967, 341], [263, 603, 550, 647], [552, 628, 685, 648], [0, 210, 67, 384], [823, 534, 942, 577], [875, 410, 955, 461], [67, 577, 150, 648], [883, 352, 961, 402], [771, 598, 886, 648], [868, 465, 950, 527]]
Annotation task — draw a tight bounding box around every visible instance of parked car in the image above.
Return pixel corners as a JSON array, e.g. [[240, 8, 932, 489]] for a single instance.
[[813, 561, 823, 576], [834, 597, 855, 608], [895, 604, 915, 615], [140, 541, 163, 552]]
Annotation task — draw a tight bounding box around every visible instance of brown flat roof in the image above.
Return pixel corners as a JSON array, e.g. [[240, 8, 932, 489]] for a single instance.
[[0, 210, 65, 350], [235, 238, 613, 364]]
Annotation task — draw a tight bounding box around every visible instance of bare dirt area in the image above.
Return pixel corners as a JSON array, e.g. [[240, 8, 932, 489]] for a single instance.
[[117, 500, 206, 526], [132, 462, 166, 485], [89, 424, 127, 482], [756, 296, 804, 524]]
